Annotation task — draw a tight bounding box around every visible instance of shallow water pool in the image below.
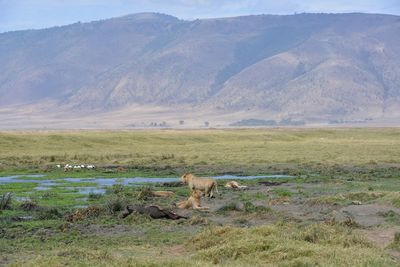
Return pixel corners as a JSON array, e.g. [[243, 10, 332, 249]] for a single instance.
[[0, 174, 292, 194]]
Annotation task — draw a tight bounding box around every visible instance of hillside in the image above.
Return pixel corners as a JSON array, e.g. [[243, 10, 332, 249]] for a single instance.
[[0, 12, 399, 128]]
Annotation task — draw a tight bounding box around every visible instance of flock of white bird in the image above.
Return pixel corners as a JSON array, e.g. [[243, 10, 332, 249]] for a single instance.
[[56, 164, 96, 171]]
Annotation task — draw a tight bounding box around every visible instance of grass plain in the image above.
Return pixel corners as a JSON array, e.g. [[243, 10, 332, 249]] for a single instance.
[[1, 128, 400, 174], [1, 128, 400, 266]]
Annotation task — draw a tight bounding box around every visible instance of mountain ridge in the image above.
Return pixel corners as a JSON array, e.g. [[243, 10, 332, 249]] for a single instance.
[[0, 12, 399, 128]]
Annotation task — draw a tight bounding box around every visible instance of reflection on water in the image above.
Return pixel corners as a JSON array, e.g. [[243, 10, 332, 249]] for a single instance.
[[1, 174, 292, 195], [64, 186, 107, 195], [34, 186, 51, 191]]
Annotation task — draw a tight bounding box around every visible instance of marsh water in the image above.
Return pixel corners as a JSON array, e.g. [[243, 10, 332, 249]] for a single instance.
[[0, 174, 292, 195]]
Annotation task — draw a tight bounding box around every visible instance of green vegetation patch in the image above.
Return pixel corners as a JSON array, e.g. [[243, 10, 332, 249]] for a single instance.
[[2, 128, 400, 175]]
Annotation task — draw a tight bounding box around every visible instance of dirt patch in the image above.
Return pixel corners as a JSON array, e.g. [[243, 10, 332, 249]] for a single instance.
[[258, 181, 287, 186], [358, 228, 400, 248], [336, 204, 400, 227], [271, 203, 339, 222], [357, 227, 400, 261], [165, 245, 186, 256]]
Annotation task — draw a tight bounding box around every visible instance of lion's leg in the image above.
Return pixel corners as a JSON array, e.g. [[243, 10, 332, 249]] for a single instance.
[[176, 201, 187, 209], [204, 187, 211, 200], [194, 205, 209, 210], [208, 184, 215, 198]]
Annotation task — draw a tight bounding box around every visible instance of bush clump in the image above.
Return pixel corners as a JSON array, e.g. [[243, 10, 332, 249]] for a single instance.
[[107, 184, 124, 195], [216, 202, 243, 213], [36, 207, 62, 220], [137, 186, 154, 200], [65, 206, 103, 222], [88, 192, 103, 200], [105, 197, 127, 215], [394, 232, 400, 244], [19, 199, 39, 211], [243, 202, 271, 213], [0, 193, 12, 210]]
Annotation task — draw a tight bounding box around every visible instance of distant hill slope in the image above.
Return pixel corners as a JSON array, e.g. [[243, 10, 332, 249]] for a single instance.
[[0, 12, 399, 126]]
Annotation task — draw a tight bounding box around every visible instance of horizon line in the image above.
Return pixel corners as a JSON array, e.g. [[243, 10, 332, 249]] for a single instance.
[[1, 11, 399, 34]]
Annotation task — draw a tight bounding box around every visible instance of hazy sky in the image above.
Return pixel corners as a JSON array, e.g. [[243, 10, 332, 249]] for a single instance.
[[1, 0, 399, 33]]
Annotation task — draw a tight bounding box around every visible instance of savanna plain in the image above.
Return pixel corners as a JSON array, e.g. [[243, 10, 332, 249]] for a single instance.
[[1, 128, 400, 266]]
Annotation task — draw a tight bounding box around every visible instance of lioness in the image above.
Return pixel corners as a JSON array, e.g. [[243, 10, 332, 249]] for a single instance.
[[151, 191, 174, 197], [180, 173, 218, 198], [224, 181, 248, 189], [176, 189, 209, 210]]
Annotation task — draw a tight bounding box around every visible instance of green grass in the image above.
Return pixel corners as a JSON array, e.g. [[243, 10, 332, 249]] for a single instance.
[[272, 188, 292, 197], [189, 223, 396, 266], [1, 128, 400, 176], [3, 221, 396, 267], [1, 129, 400, 266]]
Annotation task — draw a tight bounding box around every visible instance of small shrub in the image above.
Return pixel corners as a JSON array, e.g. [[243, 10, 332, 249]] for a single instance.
[[36, 207, 62, 220], [302, 226, 326, 243], [87, 206, 103, 217], [137, 186, 154, 200], [108, 184, 124, 195], [342, 216, 358, 227], [216, 202, 242, 213], [0, 193, 12, 210], [243, 202, 271, 213], [273, 188, 292, 197], [394, 232, 400, 244], [65, 206, 103, 222], [88, 192, 103, 200], [20, 199, 39, 211], [105, 197, 126, 215], [65, 210, 84, 222]]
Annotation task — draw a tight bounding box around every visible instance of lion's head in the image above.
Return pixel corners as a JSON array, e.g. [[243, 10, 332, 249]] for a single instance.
[[190, 189, 202, 200], [180, 173, 193, 184]]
